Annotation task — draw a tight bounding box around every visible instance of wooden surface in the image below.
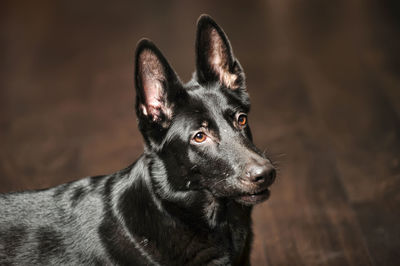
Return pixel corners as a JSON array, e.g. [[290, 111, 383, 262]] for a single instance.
[[1, 1, 399, 265]]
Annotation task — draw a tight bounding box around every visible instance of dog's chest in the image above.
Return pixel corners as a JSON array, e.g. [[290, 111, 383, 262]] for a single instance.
[[141, 208, 251, 265], [175, 204, 251, 265], [157, 222, 249, 265]]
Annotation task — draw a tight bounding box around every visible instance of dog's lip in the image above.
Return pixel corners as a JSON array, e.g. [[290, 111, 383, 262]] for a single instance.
[[241, 186, 269, 196], [233, 187, 271, 205]]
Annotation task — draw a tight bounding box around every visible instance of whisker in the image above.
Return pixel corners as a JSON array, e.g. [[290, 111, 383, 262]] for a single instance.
[[211, 177, 229, 189]]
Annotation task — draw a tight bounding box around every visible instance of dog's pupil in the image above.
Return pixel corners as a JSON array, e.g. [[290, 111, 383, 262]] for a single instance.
[[195, 132, 205, 142], [239, 115, 246, 125]]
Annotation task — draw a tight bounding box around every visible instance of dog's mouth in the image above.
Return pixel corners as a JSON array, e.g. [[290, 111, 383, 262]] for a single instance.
[[233, 187, 270, 206]]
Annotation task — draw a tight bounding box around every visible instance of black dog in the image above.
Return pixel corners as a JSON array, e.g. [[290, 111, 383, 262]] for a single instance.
[[0, 15, 276, 265]]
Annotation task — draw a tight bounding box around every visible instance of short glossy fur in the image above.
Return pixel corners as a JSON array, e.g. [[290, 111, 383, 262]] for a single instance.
[[0, 15, 276, 265]]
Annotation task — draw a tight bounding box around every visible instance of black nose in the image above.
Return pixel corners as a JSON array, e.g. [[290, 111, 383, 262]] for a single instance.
[[246, 163, 276, 186]]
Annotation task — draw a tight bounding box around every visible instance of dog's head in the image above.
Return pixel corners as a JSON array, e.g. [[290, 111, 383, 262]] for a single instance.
[[134, 15, 275, 206]]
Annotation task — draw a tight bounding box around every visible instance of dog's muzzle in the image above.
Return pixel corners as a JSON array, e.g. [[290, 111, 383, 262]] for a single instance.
[[234, 159, 276, 205]]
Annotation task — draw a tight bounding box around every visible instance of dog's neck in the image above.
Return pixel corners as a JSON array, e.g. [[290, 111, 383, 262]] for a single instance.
[[146, 153, 252, 229], [112, 155, 251, 231], [106, 155, 252, 263]]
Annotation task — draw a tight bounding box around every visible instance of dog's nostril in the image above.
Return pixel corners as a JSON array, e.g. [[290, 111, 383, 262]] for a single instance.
[[253, 173, 265, 182], [248, 165, 276, 184]]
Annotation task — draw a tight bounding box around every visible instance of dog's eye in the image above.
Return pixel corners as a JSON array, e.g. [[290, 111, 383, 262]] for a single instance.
[[193, 132, 207, 143], [238, 114, 247, 126]]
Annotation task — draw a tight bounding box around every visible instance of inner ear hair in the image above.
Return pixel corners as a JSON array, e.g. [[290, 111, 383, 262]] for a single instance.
[[137, 48, 173, 125], [196, 15, 244, 90], [207, 27, 239, 89]]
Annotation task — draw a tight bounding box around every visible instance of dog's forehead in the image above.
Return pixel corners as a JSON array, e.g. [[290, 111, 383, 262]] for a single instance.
[[165, 86, 229, 142], [170, 84, 245, 138], [194, 89, 227, 110], [184, 83, 241, 114]]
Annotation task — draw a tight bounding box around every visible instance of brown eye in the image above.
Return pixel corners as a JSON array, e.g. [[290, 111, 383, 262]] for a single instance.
[[194, 132, 207, 143], [238, 114, 247, 126]]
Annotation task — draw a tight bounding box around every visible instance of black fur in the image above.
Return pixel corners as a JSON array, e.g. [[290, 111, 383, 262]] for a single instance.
[[0, 15, 276, 265]]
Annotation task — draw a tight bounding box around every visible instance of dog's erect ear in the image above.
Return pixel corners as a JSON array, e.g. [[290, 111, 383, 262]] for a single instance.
[[135, 39, 181, 129], [195, 15, 245, 90]]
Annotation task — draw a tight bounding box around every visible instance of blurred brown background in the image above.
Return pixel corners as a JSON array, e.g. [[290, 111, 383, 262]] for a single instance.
[[1, 0, 399, 265]]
